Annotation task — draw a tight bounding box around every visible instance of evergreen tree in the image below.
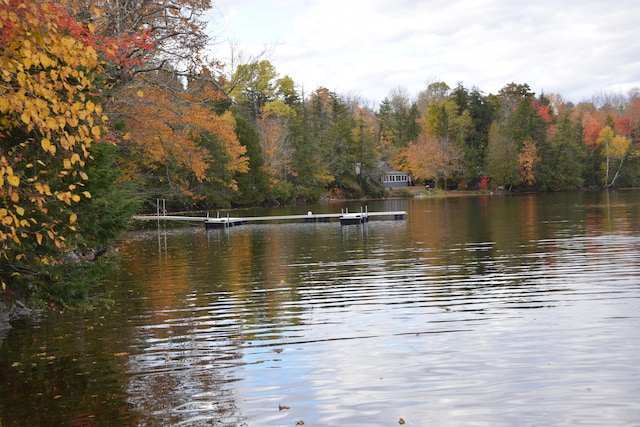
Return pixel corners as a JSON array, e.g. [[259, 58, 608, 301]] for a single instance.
[[536, 111, 586, 190]]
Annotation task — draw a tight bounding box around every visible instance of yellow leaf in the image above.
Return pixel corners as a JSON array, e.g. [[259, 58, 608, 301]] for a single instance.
[[15, 206, 25, 216], [10, 192, 19, 203], [0, 96, 9, 113], [136, 90, 144, 98], [69, 213, 77, 224], [86, 100, 95, 113], [71, 194, 81, 202], [36, 233, 43, 245], [7, 175, 19, 187], [41, 138, 51, 152], [40, 52, 53, 68], [91, 126, 101, 137], [20, 110, 31, 125], [46, 116, 58, 130], [82, 191, 91, 199], [87, 23, 96, 33]]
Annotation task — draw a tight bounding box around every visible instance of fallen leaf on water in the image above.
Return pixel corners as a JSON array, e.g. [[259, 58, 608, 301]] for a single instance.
[[113, 352, 129, 357], [11, 362, 21, 367], [53, 395, 62, 400], [274, 349, 283, 354], [278, 404, 290, 411], [295, 421, 304, 426], [399, 417, 406, 425]]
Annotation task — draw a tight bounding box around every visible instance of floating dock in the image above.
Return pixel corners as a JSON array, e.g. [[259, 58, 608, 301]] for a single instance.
[[133, 208, 406, 229]]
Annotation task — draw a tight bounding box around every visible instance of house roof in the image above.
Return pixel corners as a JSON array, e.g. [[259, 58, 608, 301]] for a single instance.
[[379, 161, 408, 175]]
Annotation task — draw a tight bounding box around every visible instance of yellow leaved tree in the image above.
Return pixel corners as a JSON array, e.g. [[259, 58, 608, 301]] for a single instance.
[[0, 0, 110, 293]]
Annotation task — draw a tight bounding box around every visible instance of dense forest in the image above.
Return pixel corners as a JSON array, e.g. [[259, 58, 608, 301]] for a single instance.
[[1, 0, 639, 307]]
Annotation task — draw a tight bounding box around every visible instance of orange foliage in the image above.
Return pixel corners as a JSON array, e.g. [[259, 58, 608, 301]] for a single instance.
[[398, 133, 461, 183], [582, 112, 603, 150], [614, 117, 633, 137], [113, 70, 247, 195], [533, 100, 552, 123], [518, 139, 539, 185]]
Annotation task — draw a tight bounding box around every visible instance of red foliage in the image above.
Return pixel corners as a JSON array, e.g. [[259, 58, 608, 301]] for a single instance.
[[582, 112, 603, 150], [533, 100, 552, 123], [615, 117, 633, 137], [478, 175, 489, 191], [0, 0, 153, 70]]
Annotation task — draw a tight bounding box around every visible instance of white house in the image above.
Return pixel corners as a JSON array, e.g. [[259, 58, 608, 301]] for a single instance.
[[380, 163, 412, 188]]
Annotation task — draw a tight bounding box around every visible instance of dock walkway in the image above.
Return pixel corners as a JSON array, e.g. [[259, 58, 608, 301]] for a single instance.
[[133, 209, 407, 229]]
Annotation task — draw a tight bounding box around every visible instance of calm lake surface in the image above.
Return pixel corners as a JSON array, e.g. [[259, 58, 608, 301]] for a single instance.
[[1, 191, 640, 426]]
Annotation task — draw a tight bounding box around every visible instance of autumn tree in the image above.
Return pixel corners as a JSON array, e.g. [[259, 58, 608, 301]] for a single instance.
[[518, 139, 539, 186], [71, 0, 241, 210], [0, 0, 141, 303], [111, 67, 248, 204], [599, 125, 632, 187], [398, 131, 464, 189]]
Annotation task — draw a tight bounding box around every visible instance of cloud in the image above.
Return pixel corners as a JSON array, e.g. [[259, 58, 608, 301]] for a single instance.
[[210, 0, 640, 104]]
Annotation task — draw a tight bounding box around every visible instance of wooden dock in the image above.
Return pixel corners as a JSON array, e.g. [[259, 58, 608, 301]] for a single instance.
[[133, 208, 407, 229]]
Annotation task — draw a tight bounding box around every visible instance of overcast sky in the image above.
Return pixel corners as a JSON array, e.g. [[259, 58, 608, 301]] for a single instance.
[[208, 0, 640, 105]]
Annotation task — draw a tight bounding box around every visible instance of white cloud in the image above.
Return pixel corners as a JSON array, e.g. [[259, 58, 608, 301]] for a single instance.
[[209, 0, 640, 104]]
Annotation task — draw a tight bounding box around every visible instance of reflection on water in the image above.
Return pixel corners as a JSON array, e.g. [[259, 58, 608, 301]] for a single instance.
[[1, 191, 640, 426]]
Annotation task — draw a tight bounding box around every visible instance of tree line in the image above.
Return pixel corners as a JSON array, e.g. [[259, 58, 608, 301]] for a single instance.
[[1, 0, 639, 307]]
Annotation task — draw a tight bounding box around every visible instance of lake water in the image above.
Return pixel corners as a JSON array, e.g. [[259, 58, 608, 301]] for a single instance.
[[1, 191, 640, 426]]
